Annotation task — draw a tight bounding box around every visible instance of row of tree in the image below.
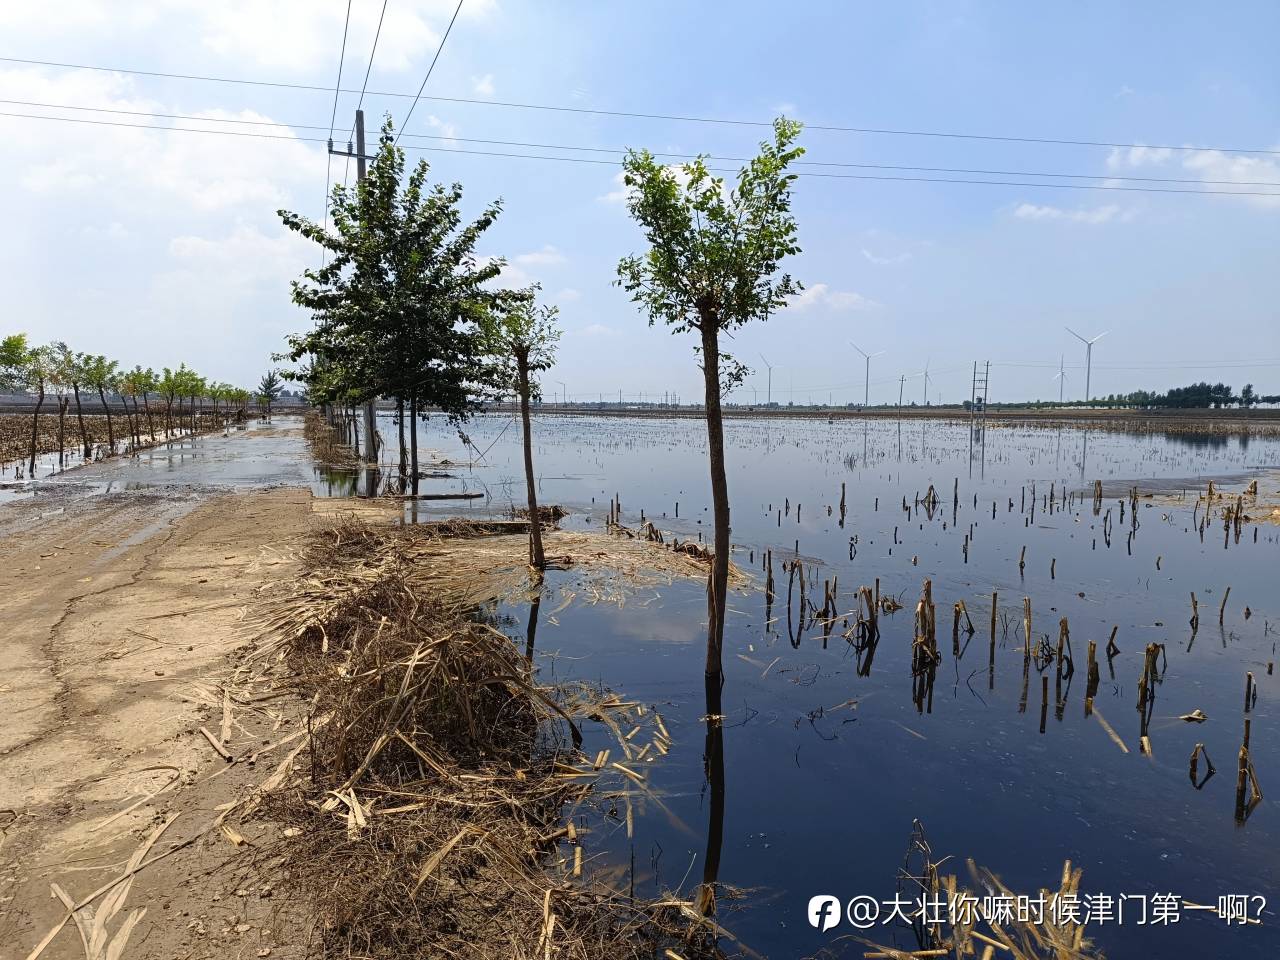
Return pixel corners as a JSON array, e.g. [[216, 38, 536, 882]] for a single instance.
[[1094, 382, 1279, 409], [0, 333, 262, 473], [280, 116, 807, 708], [276, 119, 562, 565]]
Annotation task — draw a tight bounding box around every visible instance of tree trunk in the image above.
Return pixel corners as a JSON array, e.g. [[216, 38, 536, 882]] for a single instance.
[[130, 396, 142, 446], [409, 396, 419, 497], [396, 397, 407, 489], [72, 384, 90, 459], [97, 386, 115, 452], [28, 384, 44, 475], [699, 321, 731, 693], [518, 357, 546, 569], [57, 396, 68, 467], [697, 693, 726, 918], [142, 393, 154, 441]]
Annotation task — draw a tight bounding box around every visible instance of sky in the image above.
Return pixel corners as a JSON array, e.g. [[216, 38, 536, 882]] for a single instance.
[[3, 0, 1279, 406]]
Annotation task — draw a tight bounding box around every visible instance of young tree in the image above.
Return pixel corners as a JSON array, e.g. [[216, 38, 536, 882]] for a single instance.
[[0, 333, 27, 386], [17, 341, 55, 475], [82, 355, 120, 452], [158, 367, 180, 437], [279, 119, 504, 492], [258, 370, 282, 415], [616, 117, 805, 696], [482, 289, 561, 569], [48, 343, 80, 467]]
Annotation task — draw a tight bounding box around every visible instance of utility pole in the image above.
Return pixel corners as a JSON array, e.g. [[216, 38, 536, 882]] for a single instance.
[[898, 375, 905, 413], [329, 110, 379, 467]]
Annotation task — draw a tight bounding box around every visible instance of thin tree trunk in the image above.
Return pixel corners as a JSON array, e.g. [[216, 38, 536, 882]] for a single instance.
[[697, 695, 726, 917], [518, 357, 546, 569], [699, 321, 731, 694], [396, 397, 407, 489], [28, 384, 44, 475], [72, 384, 90, 459], [57, 396, 68, 467], [409, 396, 419, 497], [130, 396, 142, 447], [97, 386, 115, 452], [142, 393, 154, 441]]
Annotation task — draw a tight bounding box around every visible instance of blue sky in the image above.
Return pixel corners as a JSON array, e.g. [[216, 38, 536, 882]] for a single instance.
[[3, 1, 1278, 404]]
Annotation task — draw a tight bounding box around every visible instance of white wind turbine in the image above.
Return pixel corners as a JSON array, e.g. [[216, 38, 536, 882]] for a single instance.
[[1065, 327, 1107, 405], [758, 353, 773, 406], [850, 342, 885, 407], [1052, 355, 1070, 404]]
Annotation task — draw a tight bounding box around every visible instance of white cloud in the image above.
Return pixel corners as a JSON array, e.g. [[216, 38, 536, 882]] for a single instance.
[[514, 245, 566, 266], [790, 283, 877, 311], [1106, 144, 1280, 209], [861, 247, 911, 265], [0, 2, 498, 74], [472, 73, 496, 97], [554, 288, 582, 302], [1013, 203, 1130, 224], [580, 323, 618, 338], [1106, 146, 1174, 170]]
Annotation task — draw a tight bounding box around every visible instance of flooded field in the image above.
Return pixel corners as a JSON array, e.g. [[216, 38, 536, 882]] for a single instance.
[[378, 412, 1279, 958]]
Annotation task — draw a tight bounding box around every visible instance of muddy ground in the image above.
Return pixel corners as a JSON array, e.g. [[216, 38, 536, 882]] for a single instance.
[[0, 422, 317, 960]]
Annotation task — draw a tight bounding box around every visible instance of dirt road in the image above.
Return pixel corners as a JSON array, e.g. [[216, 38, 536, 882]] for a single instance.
[[0, 421, 317, 960]]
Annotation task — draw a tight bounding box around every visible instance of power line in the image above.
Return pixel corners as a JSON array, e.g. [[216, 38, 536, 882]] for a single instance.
[[395, 0, 464, 147], [328, 0, 353, 139], [4, 54, 1279, 157], [4, 110, 1280, 198], [6, 97, 1279, 188], [355, 0, 388, 117], [323, 0, 354, 268]]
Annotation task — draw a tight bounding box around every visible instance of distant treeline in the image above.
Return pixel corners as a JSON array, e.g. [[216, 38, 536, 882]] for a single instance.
[[980, 382, 1278, 411]]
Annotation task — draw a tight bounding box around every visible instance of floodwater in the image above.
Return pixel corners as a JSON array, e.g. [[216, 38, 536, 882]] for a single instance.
[[6, 410, 1276, 957], [2, 417, 353, 504], [392, 412, 1279, 959]]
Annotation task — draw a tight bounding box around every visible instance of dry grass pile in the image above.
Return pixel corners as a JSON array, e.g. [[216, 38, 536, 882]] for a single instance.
[[304, 410, 358, 466], [256, 520, 733, 960]]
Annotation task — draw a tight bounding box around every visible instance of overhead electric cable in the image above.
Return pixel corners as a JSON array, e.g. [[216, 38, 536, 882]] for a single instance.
[[394, 0, 464, 147], [3, 111, 1279, 197], [4, 54, 1279, 157], [5, 98, 1279, 188]]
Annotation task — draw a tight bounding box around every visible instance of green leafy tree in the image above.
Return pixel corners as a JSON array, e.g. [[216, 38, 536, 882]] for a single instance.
[[82, 355, 121, 452], [16, 341, 56, 474], [616, 117, 805, 696], [279, 119, 503, 491], [258, 370, 282, 415], [0, 333, 29, 389], [482, 288, 561, 569]]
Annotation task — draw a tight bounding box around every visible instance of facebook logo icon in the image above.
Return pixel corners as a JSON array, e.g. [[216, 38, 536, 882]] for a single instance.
[[808, 894, 841, 931]]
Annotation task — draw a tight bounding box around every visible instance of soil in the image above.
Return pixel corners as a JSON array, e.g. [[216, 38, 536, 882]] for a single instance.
[[0, 481, 316, 959]]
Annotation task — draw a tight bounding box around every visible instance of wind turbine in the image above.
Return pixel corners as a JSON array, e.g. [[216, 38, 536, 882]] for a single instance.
[[757, 353, 773, 406], [555, 380, 567, 406], [850, 342, 885, 408], [921, 359, 932, 406], [1065, 327, 1107, 405], [1052, 354, 1069, 404]]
